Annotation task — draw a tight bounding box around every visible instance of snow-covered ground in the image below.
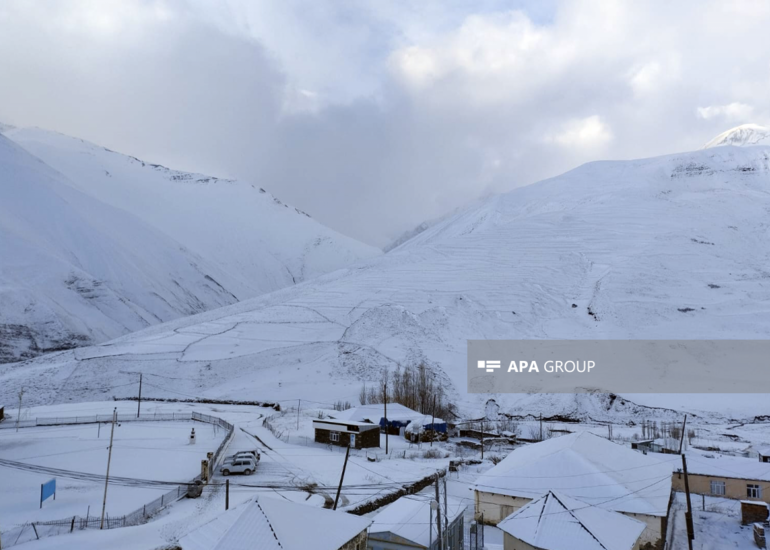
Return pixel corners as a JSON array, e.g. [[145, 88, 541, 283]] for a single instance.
[[0, 401, 453, 549], [0, 419, 222, 525], [0, 126, 379, 362], [669, 493, 757, 550], [4, 142, 770, 421]]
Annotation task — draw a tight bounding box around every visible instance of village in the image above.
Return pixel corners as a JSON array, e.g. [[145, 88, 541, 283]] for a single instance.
[[1, 397, 769, 550]]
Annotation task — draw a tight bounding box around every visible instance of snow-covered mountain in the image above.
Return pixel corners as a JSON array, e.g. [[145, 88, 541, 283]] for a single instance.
[[0, 127, 379, 362], [704, 123, 770, 148], [4, 135, 770, 419], [0, 134, 242, 361], [5, 127, 379, 294]]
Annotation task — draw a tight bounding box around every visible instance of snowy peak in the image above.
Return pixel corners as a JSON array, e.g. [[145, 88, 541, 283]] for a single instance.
[[704, 123, 770, 148]]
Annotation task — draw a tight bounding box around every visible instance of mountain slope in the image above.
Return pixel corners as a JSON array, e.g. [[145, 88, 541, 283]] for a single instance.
[[4, 142, 770, 418], [704, 123, 770, 148], [6, 127, 380, 296], [0, 135, 241, 361]]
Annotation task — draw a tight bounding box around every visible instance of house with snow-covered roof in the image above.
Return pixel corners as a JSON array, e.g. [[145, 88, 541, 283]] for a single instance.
[[671, 451, 770, 506], [367, 495, 466, 550], [498, 491, 646, 550], [334, 404, 423, 435], [178, 496, 372, 550], [473, 432, 672, 548]]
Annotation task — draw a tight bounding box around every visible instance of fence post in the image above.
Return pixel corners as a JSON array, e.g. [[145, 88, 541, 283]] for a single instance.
[[70, 516, 76, 532], [31, 524, 39, 540]]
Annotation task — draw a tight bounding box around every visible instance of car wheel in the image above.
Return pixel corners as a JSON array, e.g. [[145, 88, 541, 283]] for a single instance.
[[244, 469, 252, 475], [222, 469, 230, 476]]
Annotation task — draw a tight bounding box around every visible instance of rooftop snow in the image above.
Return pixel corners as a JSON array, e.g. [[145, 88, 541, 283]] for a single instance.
[[680, 452, 770, 482], [179, 496, 372, 550], [333, 403, 421, 423], [498, 490, 645, 550], [474, 432, 673, 516], [369, 495, 466, 548]]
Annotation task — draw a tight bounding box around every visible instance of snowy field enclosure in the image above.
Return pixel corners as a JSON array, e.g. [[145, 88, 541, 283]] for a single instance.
[[0, 420, 224, 526]]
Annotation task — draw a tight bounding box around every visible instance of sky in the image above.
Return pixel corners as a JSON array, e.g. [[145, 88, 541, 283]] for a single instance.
[[1, 0, 769, 247]]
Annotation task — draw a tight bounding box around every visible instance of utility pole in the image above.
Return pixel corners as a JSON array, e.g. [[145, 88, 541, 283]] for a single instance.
[[384, 380, 388, 455], [430, 395, 436, 447], [682, 454, 694, 549], [443, 474, 448, 542], [678, 414, 688, 454], [15, 387, 25, 432], [434, 474, 443, 550], [539, 413, 543, 441], [333, 444, 351, 510], [296, 399, 301, 431], [480, 418, 484, 460], [136, 373, 142, 418], [100, 408, 117, 529]]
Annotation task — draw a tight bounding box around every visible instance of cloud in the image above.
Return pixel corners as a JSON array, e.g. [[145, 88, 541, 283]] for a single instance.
[[546, 116, 613, 149], [2, 1, 770, 246], [697, 102, 755, 122]]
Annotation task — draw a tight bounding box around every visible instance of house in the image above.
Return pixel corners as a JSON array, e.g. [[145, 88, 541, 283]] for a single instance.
[[671, 451, 770, 504], [758, 447, 770, 463], [498, 491, 646, 550], [179, 496, 372, 550], [405, 415, 448, 443], [313, 419, 380, 449], [631, 438, 678, 455], [473, 432, 672, 548], [368, 495, 466, 550], [335, 404, 423, 435]]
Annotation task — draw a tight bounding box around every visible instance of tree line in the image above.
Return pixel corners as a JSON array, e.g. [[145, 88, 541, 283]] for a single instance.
[[359, 363, 456, 420]]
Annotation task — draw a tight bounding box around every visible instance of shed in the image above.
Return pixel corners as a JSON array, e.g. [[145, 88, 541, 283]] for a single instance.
[[368, 495, 466, 550], [179, 496, 372, 550], [313, 419, 380, 449], [474, 432, 672, 548], [498, 491, 646, 550], [741, 500, 769, 525]]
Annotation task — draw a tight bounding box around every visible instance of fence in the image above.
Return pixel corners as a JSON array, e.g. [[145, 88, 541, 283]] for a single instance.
[[0, 411, 234, 548], [0, 411, 199, 430]]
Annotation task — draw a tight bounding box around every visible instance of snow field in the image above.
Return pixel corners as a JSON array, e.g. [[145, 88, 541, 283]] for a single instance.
[[0, 419, 223, 526]]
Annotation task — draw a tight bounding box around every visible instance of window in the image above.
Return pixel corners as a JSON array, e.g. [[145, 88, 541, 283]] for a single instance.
[[747, 484, 762, 499], [710, 480, 726, 496], [330, 431, 340, 442]]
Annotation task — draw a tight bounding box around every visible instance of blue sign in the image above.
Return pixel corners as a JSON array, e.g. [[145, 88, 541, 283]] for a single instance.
[[40, 478, 56, 508]]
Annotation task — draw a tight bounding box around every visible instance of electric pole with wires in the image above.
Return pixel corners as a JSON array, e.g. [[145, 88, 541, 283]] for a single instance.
[[100, 408, 118, 529]]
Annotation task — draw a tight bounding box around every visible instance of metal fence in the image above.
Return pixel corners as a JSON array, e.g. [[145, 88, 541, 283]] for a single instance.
[[0, 411, 234, 548], [0, 411, 197, 430]]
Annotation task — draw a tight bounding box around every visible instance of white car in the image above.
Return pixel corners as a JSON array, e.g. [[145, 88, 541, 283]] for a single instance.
[[224, 450, 260, 463], [219, 457, 256, 476]]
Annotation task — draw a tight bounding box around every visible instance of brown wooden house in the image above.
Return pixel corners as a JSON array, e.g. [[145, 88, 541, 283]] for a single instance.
[[313, 419, 380, 449]]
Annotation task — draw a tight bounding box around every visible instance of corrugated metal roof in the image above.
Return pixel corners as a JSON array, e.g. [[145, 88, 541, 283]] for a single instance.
[[474, 432, 672, 516], [179, 496, 371, 550], [498, 491, 645, 550]]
